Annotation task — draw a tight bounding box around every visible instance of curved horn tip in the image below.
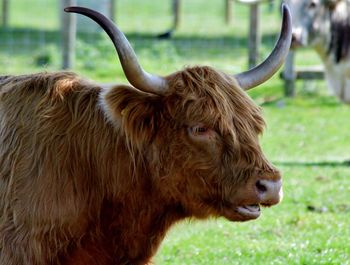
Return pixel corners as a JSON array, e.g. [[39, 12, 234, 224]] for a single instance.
[[63, 5, 168, 94], [281, 3, 289, 13], [64, 6, 87, 13], [281, 3, 291, 20], [233, 1, 292, 90], [64, 6, 74, 12]]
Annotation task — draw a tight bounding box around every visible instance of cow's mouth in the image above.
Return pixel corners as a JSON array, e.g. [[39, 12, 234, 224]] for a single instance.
[[236, 204, 261, 219], [222, 203, 261, 221]]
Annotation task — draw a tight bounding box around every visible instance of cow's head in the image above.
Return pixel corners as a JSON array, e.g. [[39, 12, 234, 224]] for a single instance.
[[65, 5, 291, 221], [287, 0, 343, 48]]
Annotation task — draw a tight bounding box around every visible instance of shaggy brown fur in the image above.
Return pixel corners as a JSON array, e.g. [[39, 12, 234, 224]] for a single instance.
[[0, 66, 280, 265]]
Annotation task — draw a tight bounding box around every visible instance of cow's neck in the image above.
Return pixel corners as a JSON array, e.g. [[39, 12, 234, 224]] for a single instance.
[[314, 43, 329, 63], [101, 136, 186, 264], [312, 40, 350, 104], [313, 43, 339, 76], [100, 179, 188, 264]]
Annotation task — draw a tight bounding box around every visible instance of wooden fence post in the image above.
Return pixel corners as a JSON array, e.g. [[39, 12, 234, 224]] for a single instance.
[[61, 0, 76, 69], [2, 0, 9, 27], [172, 0, 180, 29], [110, 0, 116, 21], [283, 51, 296, 97], [248, 3, 261, 68], [225, 0, 233, 24]]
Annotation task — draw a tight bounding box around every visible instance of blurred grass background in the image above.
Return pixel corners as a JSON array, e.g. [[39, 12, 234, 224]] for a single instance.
[[1, 0, 349, 264]]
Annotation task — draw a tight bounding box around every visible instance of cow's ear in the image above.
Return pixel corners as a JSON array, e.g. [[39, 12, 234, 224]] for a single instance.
[[102, 85, 162, 144], [323, 0, 340, 9]]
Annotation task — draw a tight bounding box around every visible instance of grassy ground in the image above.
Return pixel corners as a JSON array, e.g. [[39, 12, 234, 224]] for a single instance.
[[1, 0, 350, 264]]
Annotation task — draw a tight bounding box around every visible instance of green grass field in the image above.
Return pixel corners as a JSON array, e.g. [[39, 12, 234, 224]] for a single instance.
[[1, 0, 349, 264]]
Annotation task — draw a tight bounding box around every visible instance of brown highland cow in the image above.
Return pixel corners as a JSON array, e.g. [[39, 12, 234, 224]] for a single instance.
[[0, 5, 291, 265]]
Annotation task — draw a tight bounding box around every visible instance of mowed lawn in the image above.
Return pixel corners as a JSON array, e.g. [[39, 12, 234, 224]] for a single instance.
[[1, 0, 350, 264]]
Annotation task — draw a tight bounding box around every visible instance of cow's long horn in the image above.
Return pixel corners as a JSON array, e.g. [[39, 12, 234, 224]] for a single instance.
[[234, 4, 292, 90], [64, 6, 168, 94]]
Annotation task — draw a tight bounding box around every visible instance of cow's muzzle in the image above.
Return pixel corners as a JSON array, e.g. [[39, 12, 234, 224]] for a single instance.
[[255, 178, 283, 206], [291, 27, 307, 49], [233, 170, 283, 221]]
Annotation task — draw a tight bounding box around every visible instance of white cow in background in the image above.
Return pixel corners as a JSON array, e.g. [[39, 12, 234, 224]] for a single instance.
[[286, 0, 350, 103]]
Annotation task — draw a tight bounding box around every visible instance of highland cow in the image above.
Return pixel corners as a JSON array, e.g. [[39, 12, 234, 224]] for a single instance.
[[287, 0, 350, 103], [0, 5, 291, 265]]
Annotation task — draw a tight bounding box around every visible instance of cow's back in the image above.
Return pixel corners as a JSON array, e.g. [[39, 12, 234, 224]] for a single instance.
[[0, 72, 118, 264]]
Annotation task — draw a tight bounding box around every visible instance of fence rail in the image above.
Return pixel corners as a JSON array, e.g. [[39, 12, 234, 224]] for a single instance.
[[0, 0, 281, 80], [282, 51, 325, 97]]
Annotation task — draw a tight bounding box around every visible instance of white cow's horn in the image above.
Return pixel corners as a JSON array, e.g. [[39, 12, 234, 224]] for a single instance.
[[64, 6, 168, 95], [234, 4, 292, 90]]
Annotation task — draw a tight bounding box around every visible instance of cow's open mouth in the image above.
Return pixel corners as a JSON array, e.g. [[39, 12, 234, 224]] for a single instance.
[[236, 204, 261, 219], [222, 203, 261, 221]]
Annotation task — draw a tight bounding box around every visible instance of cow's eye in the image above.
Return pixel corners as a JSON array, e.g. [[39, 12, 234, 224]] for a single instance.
[[194, 126, 208, 134], [308, 0, 317, 8], [189, 125, 209, 136]]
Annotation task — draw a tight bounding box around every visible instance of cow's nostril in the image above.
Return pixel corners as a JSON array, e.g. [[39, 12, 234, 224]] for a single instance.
[[255, 179, 282, 206], [256, 180, 267, 193]]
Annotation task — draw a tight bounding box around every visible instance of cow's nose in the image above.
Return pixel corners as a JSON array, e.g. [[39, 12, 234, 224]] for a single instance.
[[255, 179, 283, 206], [291, 29, 303, 48], [291, 33, 297, 44]]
